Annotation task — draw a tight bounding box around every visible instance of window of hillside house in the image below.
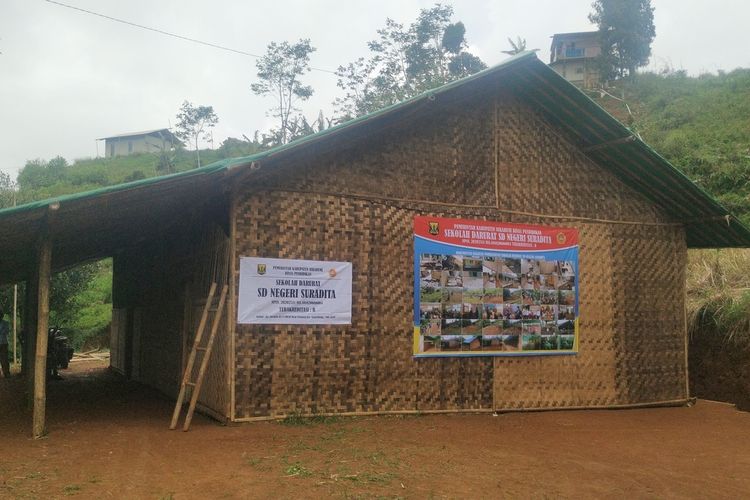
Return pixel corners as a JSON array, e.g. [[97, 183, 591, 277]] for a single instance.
[[128, 141, 133, 153], [565, 43, 584, 58]]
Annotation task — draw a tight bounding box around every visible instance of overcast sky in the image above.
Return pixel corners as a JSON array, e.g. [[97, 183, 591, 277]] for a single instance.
[[1, 0, 748, 179]]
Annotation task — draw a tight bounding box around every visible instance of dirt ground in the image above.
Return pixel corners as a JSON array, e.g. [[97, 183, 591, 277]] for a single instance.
[[2, 361, 750, 499]]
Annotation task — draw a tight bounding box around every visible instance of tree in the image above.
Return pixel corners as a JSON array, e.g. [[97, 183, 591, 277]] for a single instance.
[[48, 264, 99, 327], [17, 156, 68, 190], [174, 101, 219, 168], [0, 170, 15, 209], [589, 0, 656, 80], [252, 110, 332, 149], [501, 36, 527, 56], [334, 4, 486, 119], [217, 137, 263, 159], [250, 39, 316, 145]]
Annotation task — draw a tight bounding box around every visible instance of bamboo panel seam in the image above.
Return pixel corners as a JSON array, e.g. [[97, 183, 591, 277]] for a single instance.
[[231, 398, 691, 422], [261, 188, 684, 227]]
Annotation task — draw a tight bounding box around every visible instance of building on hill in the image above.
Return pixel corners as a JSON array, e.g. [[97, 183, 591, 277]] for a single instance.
[[549, 31, 602, 88], [3, 51, 750, 436], [98, 128, 182, 158]]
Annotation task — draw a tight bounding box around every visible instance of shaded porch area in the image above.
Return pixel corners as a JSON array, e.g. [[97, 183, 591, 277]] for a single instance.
[[0, 163, 247, 437]]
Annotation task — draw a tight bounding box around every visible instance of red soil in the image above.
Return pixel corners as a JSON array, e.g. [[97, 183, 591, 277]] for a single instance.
[[1, 360, 749, 499]]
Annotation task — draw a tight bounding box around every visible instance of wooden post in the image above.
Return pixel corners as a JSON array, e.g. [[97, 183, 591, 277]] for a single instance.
[[32, 203, 56, 439], [12, 283, 18, 368], [32, 234, 52, 439], [228, 191, 238, 421], [24, 266, 39, 406]]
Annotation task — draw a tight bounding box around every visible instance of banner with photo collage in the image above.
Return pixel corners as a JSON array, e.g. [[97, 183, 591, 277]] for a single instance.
[[413, 216, 579, 357]]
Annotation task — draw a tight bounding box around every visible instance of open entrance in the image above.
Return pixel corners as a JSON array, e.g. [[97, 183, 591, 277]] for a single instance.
[[1, 258, 113, 380], [0, 163, 243, 437]]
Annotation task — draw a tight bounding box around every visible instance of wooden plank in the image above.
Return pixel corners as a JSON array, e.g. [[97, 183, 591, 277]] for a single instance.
[[228, 190, 238, 421], [180, 282, 191, 380], [183, 284, 228, 431], [169, 282, 216, 430], [23, 266, 38, 390]]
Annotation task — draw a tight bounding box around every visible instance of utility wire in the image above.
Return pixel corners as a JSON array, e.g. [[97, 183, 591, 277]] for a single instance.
[[42, 0, 338, 74]]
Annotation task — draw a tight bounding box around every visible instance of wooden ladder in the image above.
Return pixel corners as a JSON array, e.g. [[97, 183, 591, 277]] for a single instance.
[[170, 282, 228, 431]]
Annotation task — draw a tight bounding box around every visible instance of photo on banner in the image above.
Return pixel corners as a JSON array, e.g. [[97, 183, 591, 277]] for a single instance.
[[413, 216, 579, 357]]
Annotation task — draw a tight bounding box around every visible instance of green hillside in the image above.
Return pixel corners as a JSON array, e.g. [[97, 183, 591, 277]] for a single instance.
[[12, 138, 262, 204], [594, 68, 750, 224]]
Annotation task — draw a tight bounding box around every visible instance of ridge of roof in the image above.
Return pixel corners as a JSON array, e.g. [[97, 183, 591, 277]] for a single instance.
[[97, 128, 178, 140], [550, 31, 600, 39]]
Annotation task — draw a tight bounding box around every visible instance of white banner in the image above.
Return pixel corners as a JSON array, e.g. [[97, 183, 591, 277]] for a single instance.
[[237, 257, 352, 325]]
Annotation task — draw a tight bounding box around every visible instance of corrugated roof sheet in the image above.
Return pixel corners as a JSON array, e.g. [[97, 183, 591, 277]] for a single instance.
[[97, 128, 178, 140]]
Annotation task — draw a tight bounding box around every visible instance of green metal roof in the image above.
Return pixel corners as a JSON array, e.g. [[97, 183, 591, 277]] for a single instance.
[[1, 50, 748, 255], [502, 58, 750, 247]]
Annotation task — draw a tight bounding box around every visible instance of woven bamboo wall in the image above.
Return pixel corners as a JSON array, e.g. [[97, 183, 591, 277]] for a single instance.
[[185, 226, 231, 418], [112, 206, 232, 418], [232, 92, 687, 419]]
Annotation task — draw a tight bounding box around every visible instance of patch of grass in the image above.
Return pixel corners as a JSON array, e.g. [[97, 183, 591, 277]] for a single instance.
[[284, 462, 313, 478], [367, 450, 400, 468], [340, 492, 405, 500], [369, 412, 424, 423], [687, 249, 750, 343], [288, 438, 323, 452], [320, 428, 347, 442], [342, 471, 396, 484], [279, 411, 341, 426], [242, 452, 273, 471], [320, 426, 365, 443], [63, 484, 81, 495]]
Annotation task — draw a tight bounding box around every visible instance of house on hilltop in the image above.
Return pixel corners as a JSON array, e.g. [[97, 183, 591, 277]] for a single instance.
[[98, 128, 182, 158], [549, 31, 602, 88]]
